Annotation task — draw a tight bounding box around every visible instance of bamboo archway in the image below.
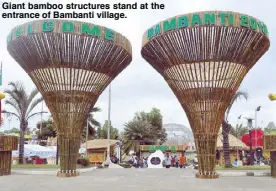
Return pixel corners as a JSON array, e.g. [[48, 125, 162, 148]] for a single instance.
[[7, 20, 132, 177], [141, 11, 270, 179]]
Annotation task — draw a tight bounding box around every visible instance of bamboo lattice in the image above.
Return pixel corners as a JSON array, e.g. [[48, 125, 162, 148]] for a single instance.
[[264, 135, 276, 177], [0, 136, 18, 176], [7, 20, 132, 177], [264, 135, 276, 152], [141, 11, 270, 179]]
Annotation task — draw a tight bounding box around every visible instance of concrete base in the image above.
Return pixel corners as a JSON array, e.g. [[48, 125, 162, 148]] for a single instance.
[[57, 171, 80, 177], [195, 172, 219, 179], [0, 171, 11, 176]]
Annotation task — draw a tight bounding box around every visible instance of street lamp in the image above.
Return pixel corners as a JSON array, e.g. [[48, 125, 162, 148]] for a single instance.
[[8, 115, 12, 130], [244, 117, 254, 165], [104, 84, 112, 165], [85, 112, 93, 158], [255, 106, 261, 149], [236, 115, 242, 159]]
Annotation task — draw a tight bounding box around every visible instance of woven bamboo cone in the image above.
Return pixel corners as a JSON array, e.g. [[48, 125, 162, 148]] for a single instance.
[[0, 136, 18, 176], [141, 11, 270, 179], [7, 20, 132, 177], [264, 135, 276, 177]]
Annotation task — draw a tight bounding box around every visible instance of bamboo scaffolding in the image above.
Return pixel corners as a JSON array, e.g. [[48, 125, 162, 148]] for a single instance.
[[0, 136, 18, 176], [7, 20, 132, 177], [141, 11, 270, 179]]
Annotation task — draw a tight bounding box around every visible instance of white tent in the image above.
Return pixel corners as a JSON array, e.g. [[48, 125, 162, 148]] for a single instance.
[[12, 144, 56, 158], [47, 146, 86, 154]]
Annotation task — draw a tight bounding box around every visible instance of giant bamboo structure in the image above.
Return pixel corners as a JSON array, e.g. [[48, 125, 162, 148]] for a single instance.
[[7, 20, 132, 177], [0, 136, 18, 176], [266, 94, 276, 177], [264, 135, 276, 177], [141, 11, 270, 178]]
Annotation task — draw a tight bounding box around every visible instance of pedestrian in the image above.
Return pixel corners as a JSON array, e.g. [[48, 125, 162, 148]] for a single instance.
[[175, 155, 179, 168], [179, 153, 186, 169], [133, 156, 138, 168], [165, 153, 171, 168]]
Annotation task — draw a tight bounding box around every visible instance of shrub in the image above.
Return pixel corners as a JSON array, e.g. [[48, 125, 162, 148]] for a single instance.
[[77, 158, 90, 167]]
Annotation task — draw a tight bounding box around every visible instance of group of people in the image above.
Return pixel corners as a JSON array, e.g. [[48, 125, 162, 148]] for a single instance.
[[131, 152, 188, 168], [132, 156, 148, 168], [164, 152, 187, 168]]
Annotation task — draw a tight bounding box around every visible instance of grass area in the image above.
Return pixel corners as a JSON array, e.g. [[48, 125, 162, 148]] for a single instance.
[[12, 164, 59, 169], [216, 165, 270, 170]]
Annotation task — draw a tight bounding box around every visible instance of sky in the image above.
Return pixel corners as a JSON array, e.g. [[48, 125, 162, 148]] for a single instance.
[[0, 0, 275, 132]]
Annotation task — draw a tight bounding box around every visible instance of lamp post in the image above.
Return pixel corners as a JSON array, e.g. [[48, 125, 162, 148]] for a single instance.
[[104, 84, 112, 165], [85, 112, 93, 158], [255, 106, 261, 149], [40, 102, 43, 134], [8, 116, 12, 130], [244, 117, 254, 165], [236, 115, 242, 159]]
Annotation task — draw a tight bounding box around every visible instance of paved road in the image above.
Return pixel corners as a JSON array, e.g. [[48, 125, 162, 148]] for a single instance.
[[1, 168, 276, 191]]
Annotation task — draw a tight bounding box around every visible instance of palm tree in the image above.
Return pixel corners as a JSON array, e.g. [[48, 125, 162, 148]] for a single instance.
[[122, 120, 156, 156], [82, 106, 101, 141], [134, 108, 167, 144], [1, 81, 45, 164], [222, 90, 248, 168], [230, 124, 249, 139]]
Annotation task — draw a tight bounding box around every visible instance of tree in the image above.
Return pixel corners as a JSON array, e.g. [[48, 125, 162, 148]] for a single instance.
[[1, 81, 45, 164], [36, 117, 56, 141], [122, 108, 167, 155], [222, 90, 248, 168], [3, 127, 20, 134], [123, 119, 156, 155], [134, 108, 167, 144], [230, 124, 249, 139], [264, 121, 276, 134], [96, 120, 119, 140], [82, 106, 101, 141]]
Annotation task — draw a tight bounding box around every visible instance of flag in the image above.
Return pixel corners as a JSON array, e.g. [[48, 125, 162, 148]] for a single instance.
[[256, 106, 261, 111], [0, 62, 2, 86]]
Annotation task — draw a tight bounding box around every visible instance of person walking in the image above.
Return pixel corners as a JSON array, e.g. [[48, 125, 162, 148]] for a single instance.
[[175, 155, 179, 168], [165, 153, 171, 168], [179, 153, 186, 169]]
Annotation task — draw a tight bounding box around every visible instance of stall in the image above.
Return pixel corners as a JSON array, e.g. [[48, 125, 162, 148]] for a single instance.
[[216, 133, 249, 166], [81, 139, 119, 165]]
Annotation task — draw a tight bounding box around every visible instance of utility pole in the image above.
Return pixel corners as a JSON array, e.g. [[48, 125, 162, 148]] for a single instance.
[[85, 116, 89, 157], [255, 106, 261, 149], [236, 115, 242, 159], [8, 116, 11, 130], [244, 117, 254, 165], [40, 102, 43, 134], [104, 84, 112, 165]]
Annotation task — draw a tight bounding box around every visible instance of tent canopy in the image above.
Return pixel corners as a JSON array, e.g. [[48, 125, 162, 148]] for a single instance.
[[12, 144, 56, 158], [217, 133, 248, 150]]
